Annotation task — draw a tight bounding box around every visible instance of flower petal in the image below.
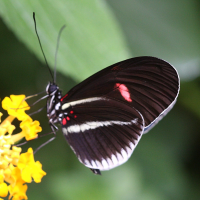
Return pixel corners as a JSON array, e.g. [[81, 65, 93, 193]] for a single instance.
[[0, 182, 8, 197], [2, 95, 30, 121], [17, 148, 46, 183], [8, 180, 27, 200], [20, 118, 42, 141]]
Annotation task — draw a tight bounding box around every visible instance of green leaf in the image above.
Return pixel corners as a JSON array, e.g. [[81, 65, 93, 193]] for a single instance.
[[107, 0, 200, 80], [0, 0, 130, 81]]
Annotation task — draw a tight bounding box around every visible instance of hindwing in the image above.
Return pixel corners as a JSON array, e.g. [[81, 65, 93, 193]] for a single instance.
[[61, 97, 144, 170]]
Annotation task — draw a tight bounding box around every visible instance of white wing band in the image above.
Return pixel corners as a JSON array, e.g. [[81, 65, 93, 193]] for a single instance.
[[64, 119, 138, 134]]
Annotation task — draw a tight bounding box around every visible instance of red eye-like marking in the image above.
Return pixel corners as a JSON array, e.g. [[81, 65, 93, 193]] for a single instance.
[[62, 118, 67, 125], [74, 115, 77, 118], [61, 94, 68, 102], [67, 116, 70, 120], [70, 111, 74, 114], [115, 83, 132, 102]]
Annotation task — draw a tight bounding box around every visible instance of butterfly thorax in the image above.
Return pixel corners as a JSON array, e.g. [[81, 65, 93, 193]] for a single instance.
[[46, 82, 63, 125]]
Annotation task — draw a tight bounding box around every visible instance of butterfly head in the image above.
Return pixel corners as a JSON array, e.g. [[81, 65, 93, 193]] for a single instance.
[[46, 82, 60, 96]]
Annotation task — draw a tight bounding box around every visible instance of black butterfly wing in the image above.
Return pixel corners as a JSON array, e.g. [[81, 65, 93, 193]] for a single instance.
[[60, 56, 179, 171], [61, 98, 144, 171], [62, 56, 179, 131]]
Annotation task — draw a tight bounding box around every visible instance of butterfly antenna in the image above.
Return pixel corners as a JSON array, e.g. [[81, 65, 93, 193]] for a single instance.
[[33, 12, 54, 81], [54, 25, 66, 83]]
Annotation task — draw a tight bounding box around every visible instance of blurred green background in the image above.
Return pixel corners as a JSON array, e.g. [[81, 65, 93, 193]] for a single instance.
[[0, 0, 200, 199]]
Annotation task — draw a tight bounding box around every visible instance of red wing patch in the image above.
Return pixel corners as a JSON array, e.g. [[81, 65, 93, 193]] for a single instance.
[[62, 118, 67, 125], [115, 83, 132, 102], [61, 93, 68, 102]]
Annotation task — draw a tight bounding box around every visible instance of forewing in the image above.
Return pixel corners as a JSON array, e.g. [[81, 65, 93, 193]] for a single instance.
[[61, 98, 144, 170], [62, 56, 179, 129]]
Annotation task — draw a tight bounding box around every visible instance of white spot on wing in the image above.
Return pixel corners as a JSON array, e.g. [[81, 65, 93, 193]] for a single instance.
[[129, 142, 134, 150], [91, 160, 97, 168], [126, 146, 132, 155], [121, 149, 128, 159], [116, 152, 124, 162], [84, 159, 90, 166], [96, 160, 103, 168], [106, 158, 113, 168], [102, 159, 109, 169], [111, 155, 118, 165]]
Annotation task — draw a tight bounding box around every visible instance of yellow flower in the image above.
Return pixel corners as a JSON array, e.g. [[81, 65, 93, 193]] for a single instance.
[[0, 95, 46, 200], [18, 148, 46, 183], [2, 95, 30, 121], [7, 166, 27, 200], [20, 118, 42, 141], [0, 182, 8, 197]]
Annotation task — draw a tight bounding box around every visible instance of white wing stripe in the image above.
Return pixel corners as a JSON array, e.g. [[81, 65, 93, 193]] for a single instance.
[[65, 119, 138, 134], [62, 97, 105, 110]]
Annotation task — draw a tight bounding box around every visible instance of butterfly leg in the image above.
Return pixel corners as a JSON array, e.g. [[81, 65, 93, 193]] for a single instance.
[[34, 136, 56, 154], [32, 123, 59, 153]]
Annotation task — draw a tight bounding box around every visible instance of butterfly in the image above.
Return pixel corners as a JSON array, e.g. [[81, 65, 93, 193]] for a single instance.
[[46, 56, 179, 175], [32, 13, 180, 175]]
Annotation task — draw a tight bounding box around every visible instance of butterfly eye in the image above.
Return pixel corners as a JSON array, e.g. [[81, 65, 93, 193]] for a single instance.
[[46, 83, 58, 95]]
